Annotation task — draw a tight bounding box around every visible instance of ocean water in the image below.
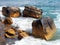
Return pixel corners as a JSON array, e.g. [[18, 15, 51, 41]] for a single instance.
[[0, 0, 60, 45]]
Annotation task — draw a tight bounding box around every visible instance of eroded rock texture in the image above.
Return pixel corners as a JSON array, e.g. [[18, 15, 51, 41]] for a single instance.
[[32, 17, 56, 40], [23, 6, 43, 18]]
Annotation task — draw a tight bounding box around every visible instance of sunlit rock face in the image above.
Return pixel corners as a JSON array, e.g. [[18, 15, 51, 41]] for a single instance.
[[32, 17, 56, 40], [23, 6, 43, 18], [4, 28, 16, 38], [2, 7, 21, 18]]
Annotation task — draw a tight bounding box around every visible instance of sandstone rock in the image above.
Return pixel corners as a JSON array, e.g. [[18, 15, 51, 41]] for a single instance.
[[2, 7, 21, 18], [17, 30, 29, 40], [5, 28, 16, 35], [32, 17, 56, 40], [23, 6, 43, 18], [3, 17, 13, 25], [4, 28, 16, 38]]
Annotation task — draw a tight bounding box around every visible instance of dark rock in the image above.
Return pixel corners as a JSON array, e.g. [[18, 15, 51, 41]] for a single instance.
[[2, 7, 21, 18], [3, 17, 13, 25], [32, 17, 56, 40], [23, 6, 43, 18]]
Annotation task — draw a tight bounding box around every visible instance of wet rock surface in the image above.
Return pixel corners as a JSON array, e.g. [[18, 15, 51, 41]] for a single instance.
[[23, 6, 43, 18], [2, 7, 21, 18], [32, 17, 56, 40]]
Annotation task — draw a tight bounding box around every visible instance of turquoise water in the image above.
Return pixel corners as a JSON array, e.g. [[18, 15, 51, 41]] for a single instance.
[[0, 0, 60, 7]]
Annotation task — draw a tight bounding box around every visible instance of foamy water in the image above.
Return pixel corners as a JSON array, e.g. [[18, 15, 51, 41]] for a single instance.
[[0, 7, 60, 45]]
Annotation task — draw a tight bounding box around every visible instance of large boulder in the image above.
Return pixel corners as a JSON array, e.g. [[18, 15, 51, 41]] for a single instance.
[[23, 6, 43, 18], [32, 17, 56, 40], [17, 30, 29, 40], [2, 7, 21, 18], [3, 17, 13, 25]]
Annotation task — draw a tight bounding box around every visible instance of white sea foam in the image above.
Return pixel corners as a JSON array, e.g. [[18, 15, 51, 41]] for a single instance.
[[0, 7, 60, 45], [12, 17, 37, 33], [12, 36, 60, 45]]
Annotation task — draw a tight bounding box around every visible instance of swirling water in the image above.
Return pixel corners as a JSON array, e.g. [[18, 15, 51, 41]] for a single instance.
[[0, 0, 60, 45]]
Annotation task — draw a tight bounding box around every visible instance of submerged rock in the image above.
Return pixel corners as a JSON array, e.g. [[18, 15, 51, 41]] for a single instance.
[[17, 30, 29, 40], [23, 6, 43, 18], [2, 7, 21, 18], [32, 17, 56, 40]]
